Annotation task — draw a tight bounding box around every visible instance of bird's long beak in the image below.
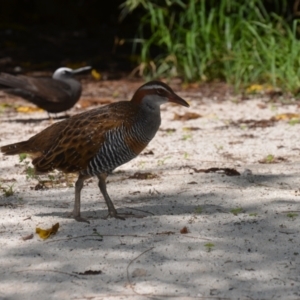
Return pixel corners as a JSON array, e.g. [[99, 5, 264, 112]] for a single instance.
[[72, 66, 92, 75], [169, 93, 189, 107]]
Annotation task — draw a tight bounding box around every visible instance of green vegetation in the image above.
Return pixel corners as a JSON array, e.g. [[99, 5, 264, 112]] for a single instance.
[[194, 206, 203, 214], [230, 207, 243, 215], [289, 119, 300, 126], [0, 183, 15, 197], [18, 155, 71, 188], [287, 212, 298, 219], [19, 153, 27, 163], [157, 156, 171, 166], [204, 242, 215, 252], [18, 154, 39, 181], [121, 0, 300, 94], [214, 144, 224, 151], [93, 230, 104, 238], [249, 212, 258, 217], [182, 134, 192, 140], [265, 154, 275, 163], [25, 166, 38, 180]]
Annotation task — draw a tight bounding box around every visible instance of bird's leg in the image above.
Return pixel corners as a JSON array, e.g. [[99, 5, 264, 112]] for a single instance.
[[97, 173, 125, 220], [68, 173, 90, 223], [64, 111, 70, 119], [47, 112, 54, 123]]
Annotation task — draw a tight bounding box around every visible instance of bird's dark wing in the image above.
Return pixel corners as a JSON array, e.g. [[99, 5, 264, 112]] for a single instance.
[[0, 73, 73, 109]]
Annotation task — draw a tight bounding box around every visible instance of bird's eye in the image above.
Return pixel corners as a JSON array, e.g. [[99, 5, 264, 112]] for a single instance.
[[156, 89, 164, 96]]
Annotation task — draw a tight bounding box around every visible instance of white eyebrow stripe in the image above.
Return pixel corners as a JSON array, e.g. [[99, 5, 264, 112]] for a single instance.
[[141, 85, 169, 92]]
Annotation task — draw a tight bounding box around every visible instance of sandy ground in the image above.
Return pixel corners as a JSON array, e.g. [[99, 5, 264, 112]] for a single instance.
[[1, 81, 300, 300]]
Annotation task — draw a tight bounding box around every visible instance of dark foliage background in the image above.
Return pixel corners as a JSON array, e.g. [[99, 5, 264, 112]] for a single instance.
[[0, 0, 136, 74], [0, 0, 299, 83]]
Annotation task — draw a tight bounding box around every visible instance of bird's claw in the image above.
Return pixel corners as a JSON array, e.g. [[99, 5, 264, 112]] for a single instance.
[[102, 209, 125, 220], [102, 210, 143, 220], [66, 211, 90, 223], [74, 216, 90, 224]]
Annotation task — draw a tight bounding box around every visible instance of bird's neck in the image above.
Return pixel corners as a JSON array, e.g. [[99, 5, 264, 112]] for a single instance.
[[132, 103, 161, 142], [58, 78, 82, 100]]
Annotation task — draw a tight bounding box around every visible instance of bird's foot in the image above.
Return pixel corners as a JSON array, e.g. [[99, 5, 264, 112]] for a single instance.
[[102, 211, 125, 220], [74, 216, 90, 224], [65, 211, 90, 224], [102, 210, 145, 220]]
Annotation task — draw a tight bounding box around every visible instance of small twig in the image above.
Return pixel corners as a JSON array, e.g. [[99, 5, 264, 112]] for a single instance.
[[251, 183, 292, 190], [124, 206, 155, 215], [0, 203, 21, 207], [75, 296, 230, 299], [12, 269, 81, 278], [125, 247, 229, 299], [46, 234, 149, 243], [149, 232, 211, 241], [126, 247, 154, 297], [179, 235, 211, 241]]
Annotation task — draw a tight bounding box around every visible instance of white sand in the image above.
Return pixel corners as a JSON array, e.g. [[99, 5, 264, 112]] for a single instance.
[[1, 86, 300, 299]]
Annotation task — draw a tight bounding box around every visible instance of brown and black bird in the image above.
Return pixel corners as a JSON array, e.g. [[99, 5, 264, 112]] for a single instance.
[[1, 81, 189, 222], [0, 66, 91, 113]]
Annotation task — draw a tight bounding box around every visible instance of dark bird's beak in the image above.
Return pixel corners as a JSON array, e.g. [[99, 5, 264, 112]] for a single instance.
[[169, 93, 189, 107], [72, 66, 92, 75]]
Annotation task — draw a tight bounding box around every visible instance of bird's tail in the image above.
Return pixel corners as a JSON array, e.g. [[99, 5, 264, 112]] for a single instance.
[[1, 141, 29, 155], [0, 73, 28, 89]]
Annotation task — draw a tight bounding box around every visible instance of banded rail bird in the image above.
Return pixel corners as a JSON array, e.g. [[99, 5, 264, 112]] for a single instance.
[[0, 66, 91, 114], [1, 81, 189, 223]]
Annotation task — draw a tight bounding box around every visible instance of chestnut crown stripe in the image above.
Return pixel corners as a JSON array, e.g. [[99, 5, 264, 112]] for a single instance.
[[139, 84, 170, 91]]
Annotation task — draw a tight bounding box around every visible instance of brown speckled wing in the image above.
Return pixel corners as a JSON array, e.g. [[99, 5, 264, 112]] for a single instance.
[[31, 101, 138, 173]]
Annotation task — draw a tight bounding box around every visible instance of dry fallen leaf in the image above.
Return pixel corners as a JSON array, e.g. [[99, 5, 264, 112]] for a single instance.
[[36, 223, 59, 240], [91, 69, 101, 80], [141, 150, 154, 155], [245, 84, 275, 94], [246, 84, 264, 93], [156, 231, 175, 235], [160, 128, 176, 132], [173, 112, 202, 121], [128, 172, 158, 180], [21, 233, 34, 241], [191, 167, 240, 176], [258, 155, 287, 164], [256, 103, 267, 109], [183, 126, 201, 131], [16, 106, 44, 113], [231, 119, 275, 129], [273, 113, 300, 121], [180, 226, 189, 234], [74, 270, 102, 275]]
